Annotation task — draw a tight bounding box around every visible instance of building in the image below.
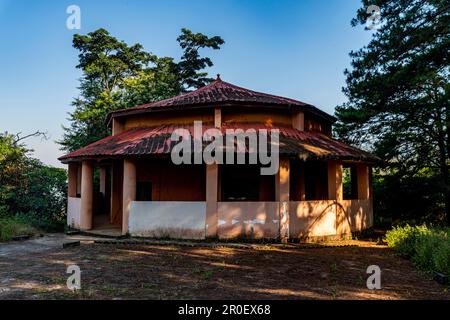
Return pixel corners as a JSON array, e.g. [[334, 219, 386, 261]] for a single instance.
[[59, 75, 378, 241]]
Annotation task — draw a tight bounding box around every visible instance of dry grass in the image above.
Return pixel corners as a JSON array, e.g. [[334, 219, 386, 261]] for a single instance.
[[0, 240, 449, 300]]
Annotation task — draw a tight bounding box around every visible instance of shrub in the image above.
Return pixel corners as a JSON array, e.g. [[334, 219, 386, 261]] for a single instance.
[[412, 234, 443, 271], [386, 225, 450, 276], [432, 241, 450, 276], [1, 132, 67, 234], [0, 215, 39, 241], [385, 224, 431, 257]]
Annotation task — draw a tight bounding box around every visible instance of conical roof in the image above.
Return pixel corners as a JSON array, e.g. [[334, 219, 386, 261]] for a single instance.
[[108, 75, 336, 123]]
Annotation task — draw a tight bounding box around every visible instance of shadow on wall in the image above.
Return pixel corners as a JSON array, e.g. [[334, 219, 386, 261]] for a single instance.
[[290, 200, 371, 239], [125, 200, 371, 241]]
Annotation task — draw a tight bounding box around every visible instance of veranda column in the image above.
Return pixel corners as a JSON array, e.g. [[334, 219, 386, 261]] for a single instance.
[[357, 163, 370, 229], [122, 159, 136, 235], [80, 161, 93, 230], [336, 163, 343, 202], [329, 161, 345, 234], [76, 164, 82, 196], [357, 164, 369, 200], [110, 162, 122, 225], [205, 163, 219, 238], [67, 162, 78, 198], [299, 161, 306, 201], [276, 158, 290, 243], [327, 160, 343, 201], [98, 166, 107, 216]]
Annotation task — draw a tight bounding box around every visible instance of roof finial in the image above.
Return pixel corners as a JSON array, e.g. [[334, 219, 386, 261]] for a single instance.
[[216, 74, 221, 81]]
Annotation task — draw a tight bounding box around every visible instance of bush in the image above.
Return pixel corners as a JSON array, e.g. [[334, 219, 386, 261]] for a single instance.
[[14, 164, 67, 231], [432, 240, 450, 276], [0, 215, 39, 241], [385, 225, 431, 257], [1, 132, 67, 234], [412, 234, 443, 271], [386, 225, 450, 276]]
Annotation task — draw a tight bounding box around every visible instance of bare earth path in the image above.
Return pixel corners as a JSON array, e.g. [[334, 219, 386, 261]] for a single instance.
[[0, 235, 448, 300]]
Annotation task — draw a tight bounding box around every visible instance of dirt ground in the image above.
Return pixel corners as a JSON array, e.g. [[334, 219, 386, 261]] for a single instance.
[[0, 235, 448, 300]]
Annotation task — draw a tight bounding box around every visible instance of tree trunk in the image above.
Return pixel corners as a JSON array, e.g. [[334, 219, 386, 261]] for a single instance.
[[443, 168, 450, 226], [436, 108, 449, 225], [445, 107, 450, 225], [446, 191, 450, 226], [445, 160, 450, 226], [442, 167, 450, 226]]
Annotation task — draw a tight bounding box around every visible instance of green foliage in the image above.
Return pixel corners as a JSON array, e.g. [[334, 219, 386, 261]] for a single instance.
[[15, 163, 67, 231], [120, 57, 181, 107], [386, 225, 450, 276], [373, 169, 446, 226], [59, 28, 224, 152], [413, 233, 444, 271], [60, 28, 151, 152], [336, 0, 450, 224], [176, 28, 225, 90], [0, 132, 67, 232], [385, 224, 431, 257], [73, 28, 151, 95], [0, 215, 39, 241], [432, 241, 450, 276]]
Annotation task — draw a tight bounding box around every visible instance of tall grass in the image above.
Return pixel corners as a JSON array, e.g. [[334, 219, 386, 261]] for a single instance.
[[386, 225, 450, 277], [0, 215, 39, 241]]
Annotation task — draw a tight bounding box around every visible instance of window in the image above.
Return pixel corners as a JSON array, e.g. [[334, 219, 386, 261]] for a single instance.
[[290, 159, 304, 201], [221, 165, 261, 201], [343, 165, 358, 200], [304, 161, 328, 200], [136, 181, 152, 201]]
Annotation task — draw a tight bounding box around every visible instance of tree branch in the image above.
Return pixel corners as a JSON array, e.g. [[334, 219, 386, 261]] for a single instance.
[[13, 131, 48, 144]]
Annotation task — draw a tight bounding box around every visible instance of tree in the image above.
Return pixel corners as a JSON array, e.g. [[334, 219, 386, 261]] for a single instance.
[[0, 133, 30, 216], [176, 28, 225, 90], [59, 28, 151, 152], [0, 132, 67, 230], [120, 56, 181, 107], [59, 28, 225, 152], [335, 0, 450, 223]]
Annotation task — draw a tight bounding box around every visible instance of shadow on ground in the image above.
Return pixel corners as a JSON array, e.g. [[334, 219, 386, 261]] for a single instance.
[[0, 236, 448, 300]]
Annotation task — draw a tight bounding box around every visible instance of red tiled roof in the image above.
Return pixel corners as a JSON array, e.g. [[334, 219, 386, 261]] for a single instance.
[[107, 76, 336, 123], [59, 124, 379, 163]]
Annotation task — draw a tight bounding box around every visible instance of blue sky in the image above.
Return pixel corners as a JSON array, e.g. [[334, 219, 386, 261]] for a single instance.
[[0, 0, 373, 167]]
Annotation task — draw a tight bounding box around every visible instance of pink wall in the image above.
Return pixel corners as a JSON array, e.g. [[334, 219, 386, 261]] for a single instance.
[[217, 202, 279, 239], [289, 200, 372, 238]]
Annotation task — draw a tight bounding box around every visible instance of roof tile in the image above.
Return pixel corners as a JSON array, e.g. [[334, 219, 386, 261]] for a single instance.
[[108, 77, 336, 122], [59, 124, 379, 163]]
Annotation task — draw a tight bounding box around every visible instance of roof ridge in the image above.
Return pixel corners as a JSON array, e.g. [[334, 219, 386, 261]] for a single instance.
[[214, 79, 307, 105], [118, 77, 307, 112], [122, 78, 222, 112], [106, 76, 336, 124]]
